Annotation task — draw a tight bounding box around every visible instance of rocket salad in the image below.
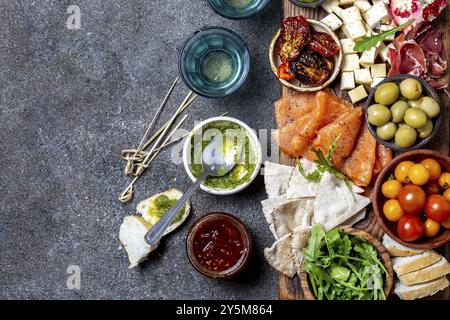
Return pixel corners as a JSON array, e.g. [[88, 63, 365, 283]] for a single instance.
[[303, 224, 387, 300]]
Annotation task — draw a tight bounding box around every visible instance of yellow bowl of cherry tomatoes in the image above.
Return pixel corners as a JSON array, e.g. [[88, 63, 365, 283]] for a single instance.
[[373, 149, 450, 249]]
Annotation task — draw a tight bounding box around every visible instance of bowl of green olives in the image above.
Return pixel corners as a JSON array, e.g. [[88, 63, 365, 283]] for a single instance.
[[364, 75, 442, 152]]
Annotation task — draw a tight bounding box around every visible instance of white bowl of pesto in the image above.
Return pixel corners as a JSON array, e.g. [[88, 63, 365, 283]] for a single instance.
[[182, 116, 262, 195]]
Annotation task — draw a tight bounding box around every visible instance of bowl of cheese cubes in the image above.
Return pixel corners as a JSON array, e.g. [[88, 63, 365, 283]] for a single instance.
[[318, 0, 396, 104], [364, 75, 442, 151]]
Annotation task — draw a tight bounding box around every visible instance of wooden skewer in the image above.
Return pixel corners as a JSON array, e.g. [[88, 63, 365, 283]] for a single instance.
[[118, 91, 196, 203]]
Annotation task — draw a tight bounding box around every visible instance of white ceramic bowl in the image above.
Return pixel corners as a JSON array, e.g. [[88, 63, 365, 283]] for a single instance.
[[268, 19, 343, 92], [182, 116, 262, 195]]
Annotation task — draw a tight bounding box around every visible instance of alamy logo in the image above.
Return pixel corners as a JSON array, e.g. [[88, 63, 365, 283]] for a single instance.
[[66, 265, 81, 290], [67, 5, 81, 30]]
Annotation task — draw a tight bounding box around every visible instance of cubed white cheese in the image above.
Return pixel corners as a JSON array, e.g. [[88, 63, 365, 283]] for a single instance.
[[321, 0, 340, 13], [321, 13, 343, 31], [371, 77, 385, 87], [346, 20, 366, 39], [359, 46, 377, 66], [341, 72, 356, 90], [348, 85, 368, 103], [354, 68, 373, 85], [342, 6, 362, 25], [343, 54, 361, 72], [340, 38, 356, 54], [339, 0, 356, 5], [363, 2, 390, 29], [379, 24, 396, 41], [354, 0, 372, 12], [332, 6, 344, 19], [371, 63, 387, 78], [378, 43, 395, 64]]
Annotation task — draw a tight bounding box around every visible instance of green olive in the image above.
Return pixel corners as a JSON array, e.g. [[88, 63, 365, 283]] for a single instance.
[[398, 95, 408, 102], [417, 120, 433, 139], [390, 101, 409, 123], [375, 83, 400, 105], [376, 122, 397, 141], [419, 96, 440, 118], [408, 99, 421, 108], [404, 108, 428, 129], [395, 125, 417, 148], [399, 78, 423, 100], [368, 104, 391, 126]]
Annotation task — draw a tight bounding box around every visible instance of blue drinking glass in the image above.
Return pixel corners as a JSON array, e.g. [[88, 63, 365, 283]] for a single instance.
[[178, 27, 250, 99], [206, 0, 271, 20]]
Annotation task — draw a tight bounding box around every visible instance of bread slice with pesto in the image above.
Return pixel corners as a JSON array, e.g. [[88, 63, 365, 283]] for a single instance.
[[137, 188, 190, 236], [119, 216, 157, 268]]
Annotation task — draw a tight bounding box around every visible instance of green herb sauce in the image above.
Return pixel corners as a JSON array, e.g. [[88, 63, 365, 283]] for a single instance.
[[189, 121, 257, 190], [147, 195, 185, 223]]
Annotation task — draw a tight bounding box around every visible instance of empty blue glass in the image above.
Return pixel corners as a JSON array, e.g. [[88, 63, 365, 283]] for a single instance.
[[206, 0, 271, 19], [178, 27, 250, 99]]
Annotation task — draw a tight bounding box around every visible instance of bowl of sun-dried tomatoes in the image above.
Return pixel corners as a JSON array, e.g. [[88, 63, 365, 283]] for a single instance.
[[269, 15, 342, 92]]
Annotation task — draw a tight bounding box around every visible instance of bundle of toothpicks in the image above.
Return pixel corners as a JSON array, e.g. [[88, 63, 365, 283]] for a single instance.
[[118, 78, 197, 203]]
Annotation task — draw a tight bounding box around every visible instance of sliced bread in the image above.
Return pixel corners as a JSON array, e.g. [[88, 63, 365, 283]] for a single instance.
[[392, 250, 441, 276], [382, 234, 424, 257], [395, 276, 450, 300], [119, 216, 158, 268], [137, 188, 190, 236], [398, 257, 450, 286]]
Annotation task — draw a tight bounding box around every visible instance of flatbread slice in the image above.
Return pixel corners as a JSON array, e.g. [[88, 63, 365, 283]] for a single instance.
[[291, 226, 312, 274], [264, 233, 296, 277], [286, 159, 318, 199], [263, 161, 294, 199], [339, 208, 367, 227], [271, 198, 314, 239], [313, 172, 370, 231]]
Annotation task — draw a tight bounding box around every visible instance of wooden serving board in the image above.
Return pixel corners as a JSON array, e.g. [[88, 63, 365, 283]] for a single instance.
[[278, 1, 450, 300]]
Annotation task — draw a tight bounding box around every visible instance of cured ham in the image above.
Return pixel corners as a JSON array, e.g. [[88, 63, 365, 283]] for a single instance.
[[388, 27, 447, 90]]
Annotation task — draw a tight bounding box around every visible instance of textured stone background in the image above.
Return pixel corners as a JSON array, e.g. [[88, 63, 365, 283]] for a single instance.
[[0, 0, 282, 299]]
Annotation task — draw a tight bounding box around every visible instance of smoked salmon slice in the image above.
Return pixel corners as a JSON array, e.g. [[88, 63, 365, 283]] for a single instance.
[[274, 91, 317, 127], [312, 107, 363, 169], [372, 143, 393, 178], [341, 125, 377, 187]]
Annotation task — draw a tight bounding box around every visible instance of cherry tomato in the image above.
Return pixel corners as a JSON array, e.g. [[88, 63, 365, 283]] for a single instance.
[[398, 184, 426, 215], [277, 62, 295, 80], [382, 180, 402, 199], [442, 216, 450, 229], [383, 199, 404, 222], [424, 194, 450, 223], [395, 161, 414, 183], [425, 180, 441, 197], [408, 163, 430, 186], [421, 158, 441, 181], [438, 172, 450, 189], [443, 188, 450, 202], [424, 218, 441, 237], [397, 215, 424, 242], [308, 32, 339, 57]]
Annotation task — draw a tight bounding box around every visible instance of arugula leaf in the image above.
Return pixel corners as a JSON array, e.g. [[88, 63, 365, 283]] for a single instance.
[[303, 225, 387, 300], [353, 20, 414, 52], [296, 158, 322, 182], [303, 224, 326, 262], [296, 136, 354, 193]]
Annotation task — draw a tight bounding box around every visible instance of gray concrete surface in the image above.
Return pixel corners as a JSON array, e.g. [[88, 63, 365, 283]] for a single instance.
[[0, 0, 282, 299]]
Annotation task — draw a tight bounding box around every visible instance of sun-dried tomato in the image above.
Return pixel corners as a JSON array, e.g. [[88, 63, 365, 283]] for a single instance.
[[277, 62, 295, 80], [290, 49, 334, 86], [308, 32, 339, 58], [276, 16, 311, 62]]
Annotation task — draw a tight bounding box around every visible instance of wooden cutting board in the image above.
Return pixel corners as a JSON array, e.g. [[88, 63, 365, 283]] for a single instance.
[[278, 1, 450, 300]]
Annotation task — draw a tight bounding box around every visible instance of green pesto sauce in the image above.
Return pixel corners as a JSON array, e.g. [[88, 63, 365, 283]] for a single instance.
[[189, 121, 257, 190], [147, 195, 185, 223]]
